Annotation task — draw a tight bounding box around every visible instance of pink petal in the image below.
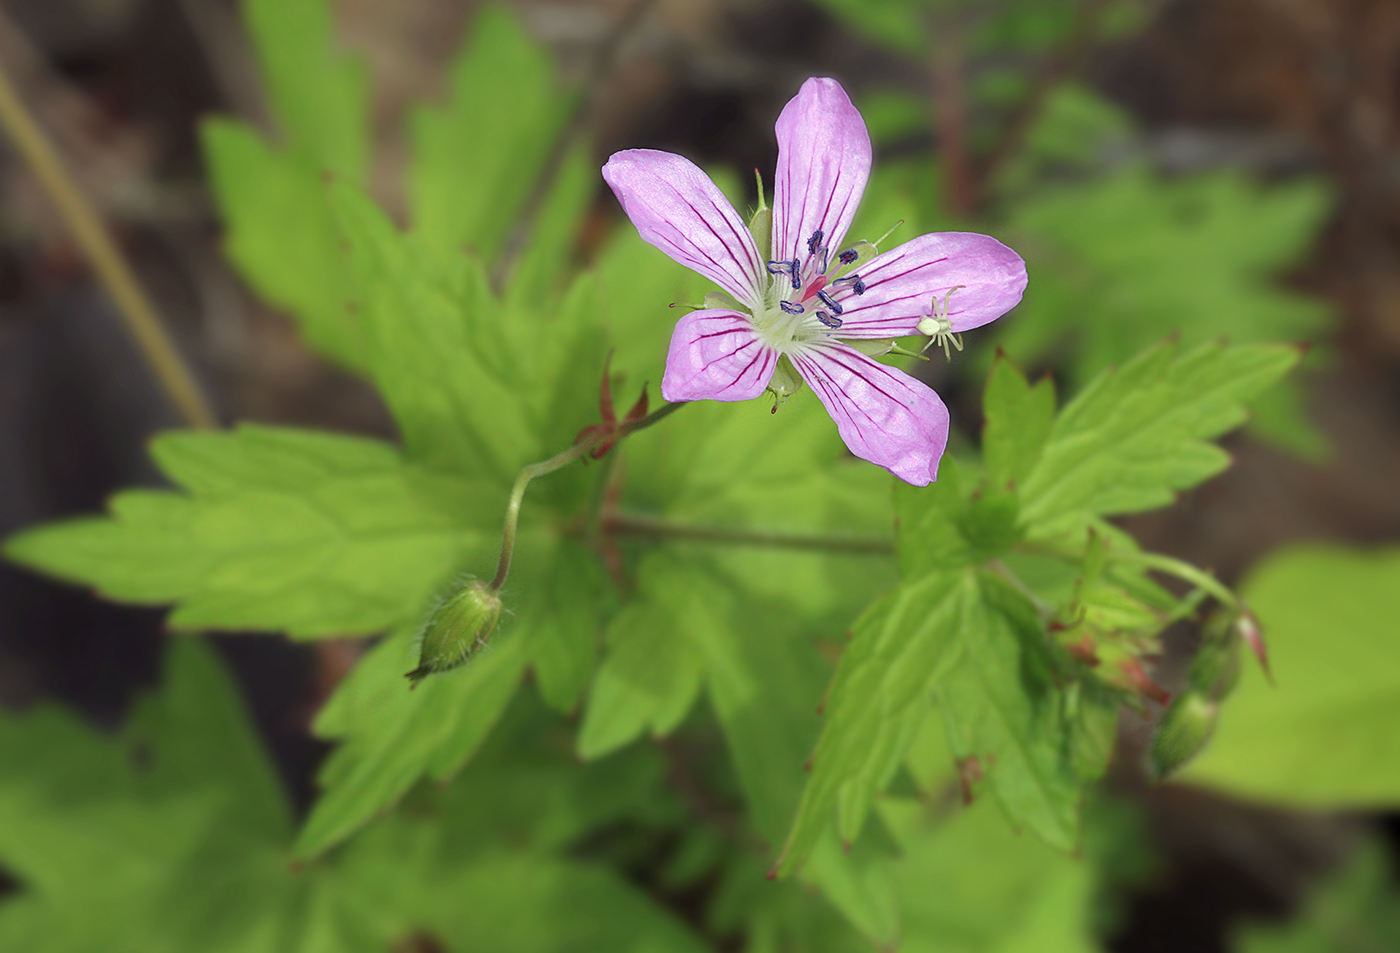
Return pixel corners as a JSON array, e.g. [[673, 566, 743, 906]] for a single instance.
[[662, 310, 777, 402], [772, 78, 872, 265], [831, 232, 1029, 339], [792, 343, 949, 486], [603, 149, 765, 308]]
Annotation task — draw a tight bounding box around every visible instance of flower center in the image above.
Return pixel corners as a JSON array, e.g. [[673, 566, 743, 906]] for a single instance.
[[755, 230, 867, 353]]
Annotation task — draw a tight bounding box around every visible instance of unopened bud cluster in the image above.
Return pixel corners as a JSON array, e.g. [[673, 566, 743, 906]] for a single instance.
[[1147, 607, 1266, 779]]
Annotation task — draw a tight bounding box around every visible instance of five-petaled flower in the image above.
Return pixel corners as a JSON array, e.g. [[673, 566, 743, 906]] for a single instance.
[[602, 77, 1027, 486]]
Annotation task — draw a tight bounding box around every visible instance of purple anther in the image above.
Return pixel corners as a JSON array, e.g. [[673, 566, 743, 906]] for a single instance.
[[767, 258, 802, 289], [835, 274, 866, 295], [815, 310, 843, 329], [815, 289, 843, 315], [838, 249, 858, 265], [807, 230, 825, 256], [779, 300, 805, 314]]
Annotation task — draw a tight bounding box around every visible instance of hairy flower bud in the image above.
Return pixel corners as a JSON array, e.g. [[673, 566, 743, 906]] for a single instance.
[[406, 578, 503, 683], [1149, 691, 1219, 779], [1188, 609, 1243, 698]]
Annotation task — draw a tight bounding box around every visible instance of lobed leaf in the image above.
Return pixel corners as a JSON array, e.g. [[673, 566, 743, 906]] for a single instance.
[[1018, 340, 1299, 529], [295, 627, 529, 858], [777, 570, 969, 875], [330, 182, 537, 482], [201, 0, 370, 368], [408, 4, 575, 262], [996, 166, 1332, 447], [982, 353, 1056, 487], [4, 425, 494, 638], [241, 0, 368, 178], [202, 120, 364, 367]]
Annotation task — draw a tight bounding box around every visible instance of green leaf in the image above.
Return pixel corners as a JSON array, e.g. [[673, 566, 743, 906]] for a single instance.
[[894, 458, 1023, 577], [502, 144, 595, 310], [777, 570, 967, 875], [408, 5, 574, 261], [3, 425, 492, 637], [202, 121, 364, 367], [934, 572, 1114, 851], [1004, 168, 1331, 379], [996, 166, 1332, 447], [200, 0, 369, 368], [242, 0, 368, 178], [296, 625, 528, 858], [982, 354, 1056, 487], [330, 182, 538, 482], [383, 850, 713, 953], [1018, 340, 1299, 530], [519, 537, 608, 713], [1182, 544, 1400, 806], [881, 798, 1098, 953], [780, 566, 1117, 875], [0, 639, 338, 953], [576, 554, 712, 759]]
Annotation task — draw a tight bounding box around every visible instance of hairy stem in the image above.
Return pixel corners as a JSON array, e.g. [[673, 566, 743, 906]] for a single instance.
[[1014, 536, 1240, 612], [1116, 551, 1241, 611], [605, 511, 895, 556], [0, 57, 217, 429], [490, 401, 685, 590]]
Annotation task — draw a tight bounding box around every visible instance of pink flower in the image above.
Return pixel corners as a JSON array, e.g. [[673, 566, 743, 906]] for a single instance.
[[602, 77, 1027, 485]]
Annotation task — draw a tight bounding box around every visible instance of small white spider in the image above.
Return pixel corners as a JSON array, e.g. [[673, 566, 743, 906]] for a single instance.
[[916, 285, 967, 361]]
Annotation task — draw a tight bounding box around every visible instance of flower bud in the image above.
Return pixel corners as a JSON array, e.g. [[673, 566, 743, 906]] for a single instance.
[[405, 578, 503, 683], [1149, 691, 1218, 780], [1236, 609, 1271, 681], [1188, 609, 1242, 698]]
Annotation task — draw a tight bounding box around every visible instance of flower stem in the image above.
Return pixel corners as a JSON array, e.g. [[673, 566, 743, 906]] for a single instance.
[[1014, 537, 1240, 611], [490, 400, 685, 590], [0, 58, 217, 429], [1115, 551, 1240, 611], [987, 558, 1054, 618], [604, 512, 895, 556]]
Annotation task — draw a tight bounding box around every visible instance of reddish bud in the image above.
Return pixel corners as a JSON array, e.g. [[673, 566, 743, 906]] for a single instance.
[[1237, 609, 1272, 683]]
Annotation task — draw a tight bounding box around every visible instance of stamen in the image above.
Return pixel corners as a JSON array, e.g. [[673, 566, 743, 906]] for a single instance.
[[838, 249, 858, 265], [779, 300, 805, 315], [806, 230, 824, 256], [767, 258, 802, 289], [815, 289, 843, 315], [815, 310, 843, 330]]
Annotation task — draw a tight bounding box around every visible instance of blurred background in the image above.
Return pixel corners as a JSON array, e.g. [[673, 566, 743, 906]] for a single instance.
[[0, 0, 1397, 950]]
